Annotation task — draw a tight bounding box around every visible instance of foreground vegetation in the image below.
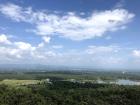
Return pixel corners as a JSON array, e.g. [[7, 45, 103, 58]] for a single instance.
[[0, 80, 140, 105], [0, 71, 140, 105]]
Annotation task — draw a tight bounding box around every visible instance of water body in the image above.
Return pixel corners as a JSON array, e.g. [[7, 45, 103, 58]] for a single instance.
[[97, 79, 140, 85], [115, 79, 140, 85]]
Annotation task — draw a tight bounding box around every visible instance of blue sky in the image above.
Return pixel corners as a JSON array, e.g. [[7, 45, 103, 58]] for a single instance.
[[0, 0, 140, 70]]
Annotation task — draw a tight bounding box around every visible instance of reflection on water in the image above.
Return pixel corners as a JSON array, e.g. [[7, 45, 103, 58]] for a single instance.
[[116, 79, 140, 85], [97, 79, 140, 85]]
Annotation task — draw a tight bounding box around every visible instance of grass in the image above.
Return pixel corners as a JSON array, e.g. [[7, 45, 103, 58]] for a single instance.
[[0, 79, 40, 86]]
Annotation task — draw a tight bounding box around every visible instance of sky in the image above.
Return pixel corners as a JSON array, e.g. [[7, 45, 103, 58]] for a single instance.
[[0, 0, 140, 70]]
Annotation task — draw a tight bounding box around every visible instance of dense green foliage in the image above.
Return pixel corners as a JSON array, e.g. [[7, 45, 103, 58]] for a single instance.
[[0, 71, 140, 81], [0, 81, 140, 105]]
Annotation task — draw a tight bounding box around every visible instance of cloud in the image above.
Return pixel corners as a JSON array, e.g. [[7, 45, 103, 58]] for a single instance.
[[83, 45, 125, 66], [42, 36, 51, 43], [0, 35, 138, 68], [0, 35, 123, 66], [52, 45, 63, 49], [0, 34, 36, 59], [114, 0, 125, 8], [0, 33, 58, 62], [132, 50, 140, 57], [0, 34, 11, 44], [86, 45, 120, 55], [0, 3, 25, 22], [14, 41, 35, 50], [0, 3, 139, 69], [38, 42, 44, 48], [0, 32, 128, 67], [0, 3, 135, 41]]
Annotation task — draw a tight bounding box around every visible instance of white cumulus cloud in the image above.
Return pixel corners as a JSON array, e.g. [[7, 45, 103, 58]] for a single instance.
[[0, 34, 11, 44], [42, 36, 51, 43], [14, 41, 36, 50], [0, 3, 135, 41], [133, 50, 140, 57]]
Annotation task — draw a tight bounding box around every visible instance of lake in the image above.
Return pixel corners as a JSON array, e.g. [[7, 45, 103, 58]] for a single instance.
[[97, 79, 140, 85]]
